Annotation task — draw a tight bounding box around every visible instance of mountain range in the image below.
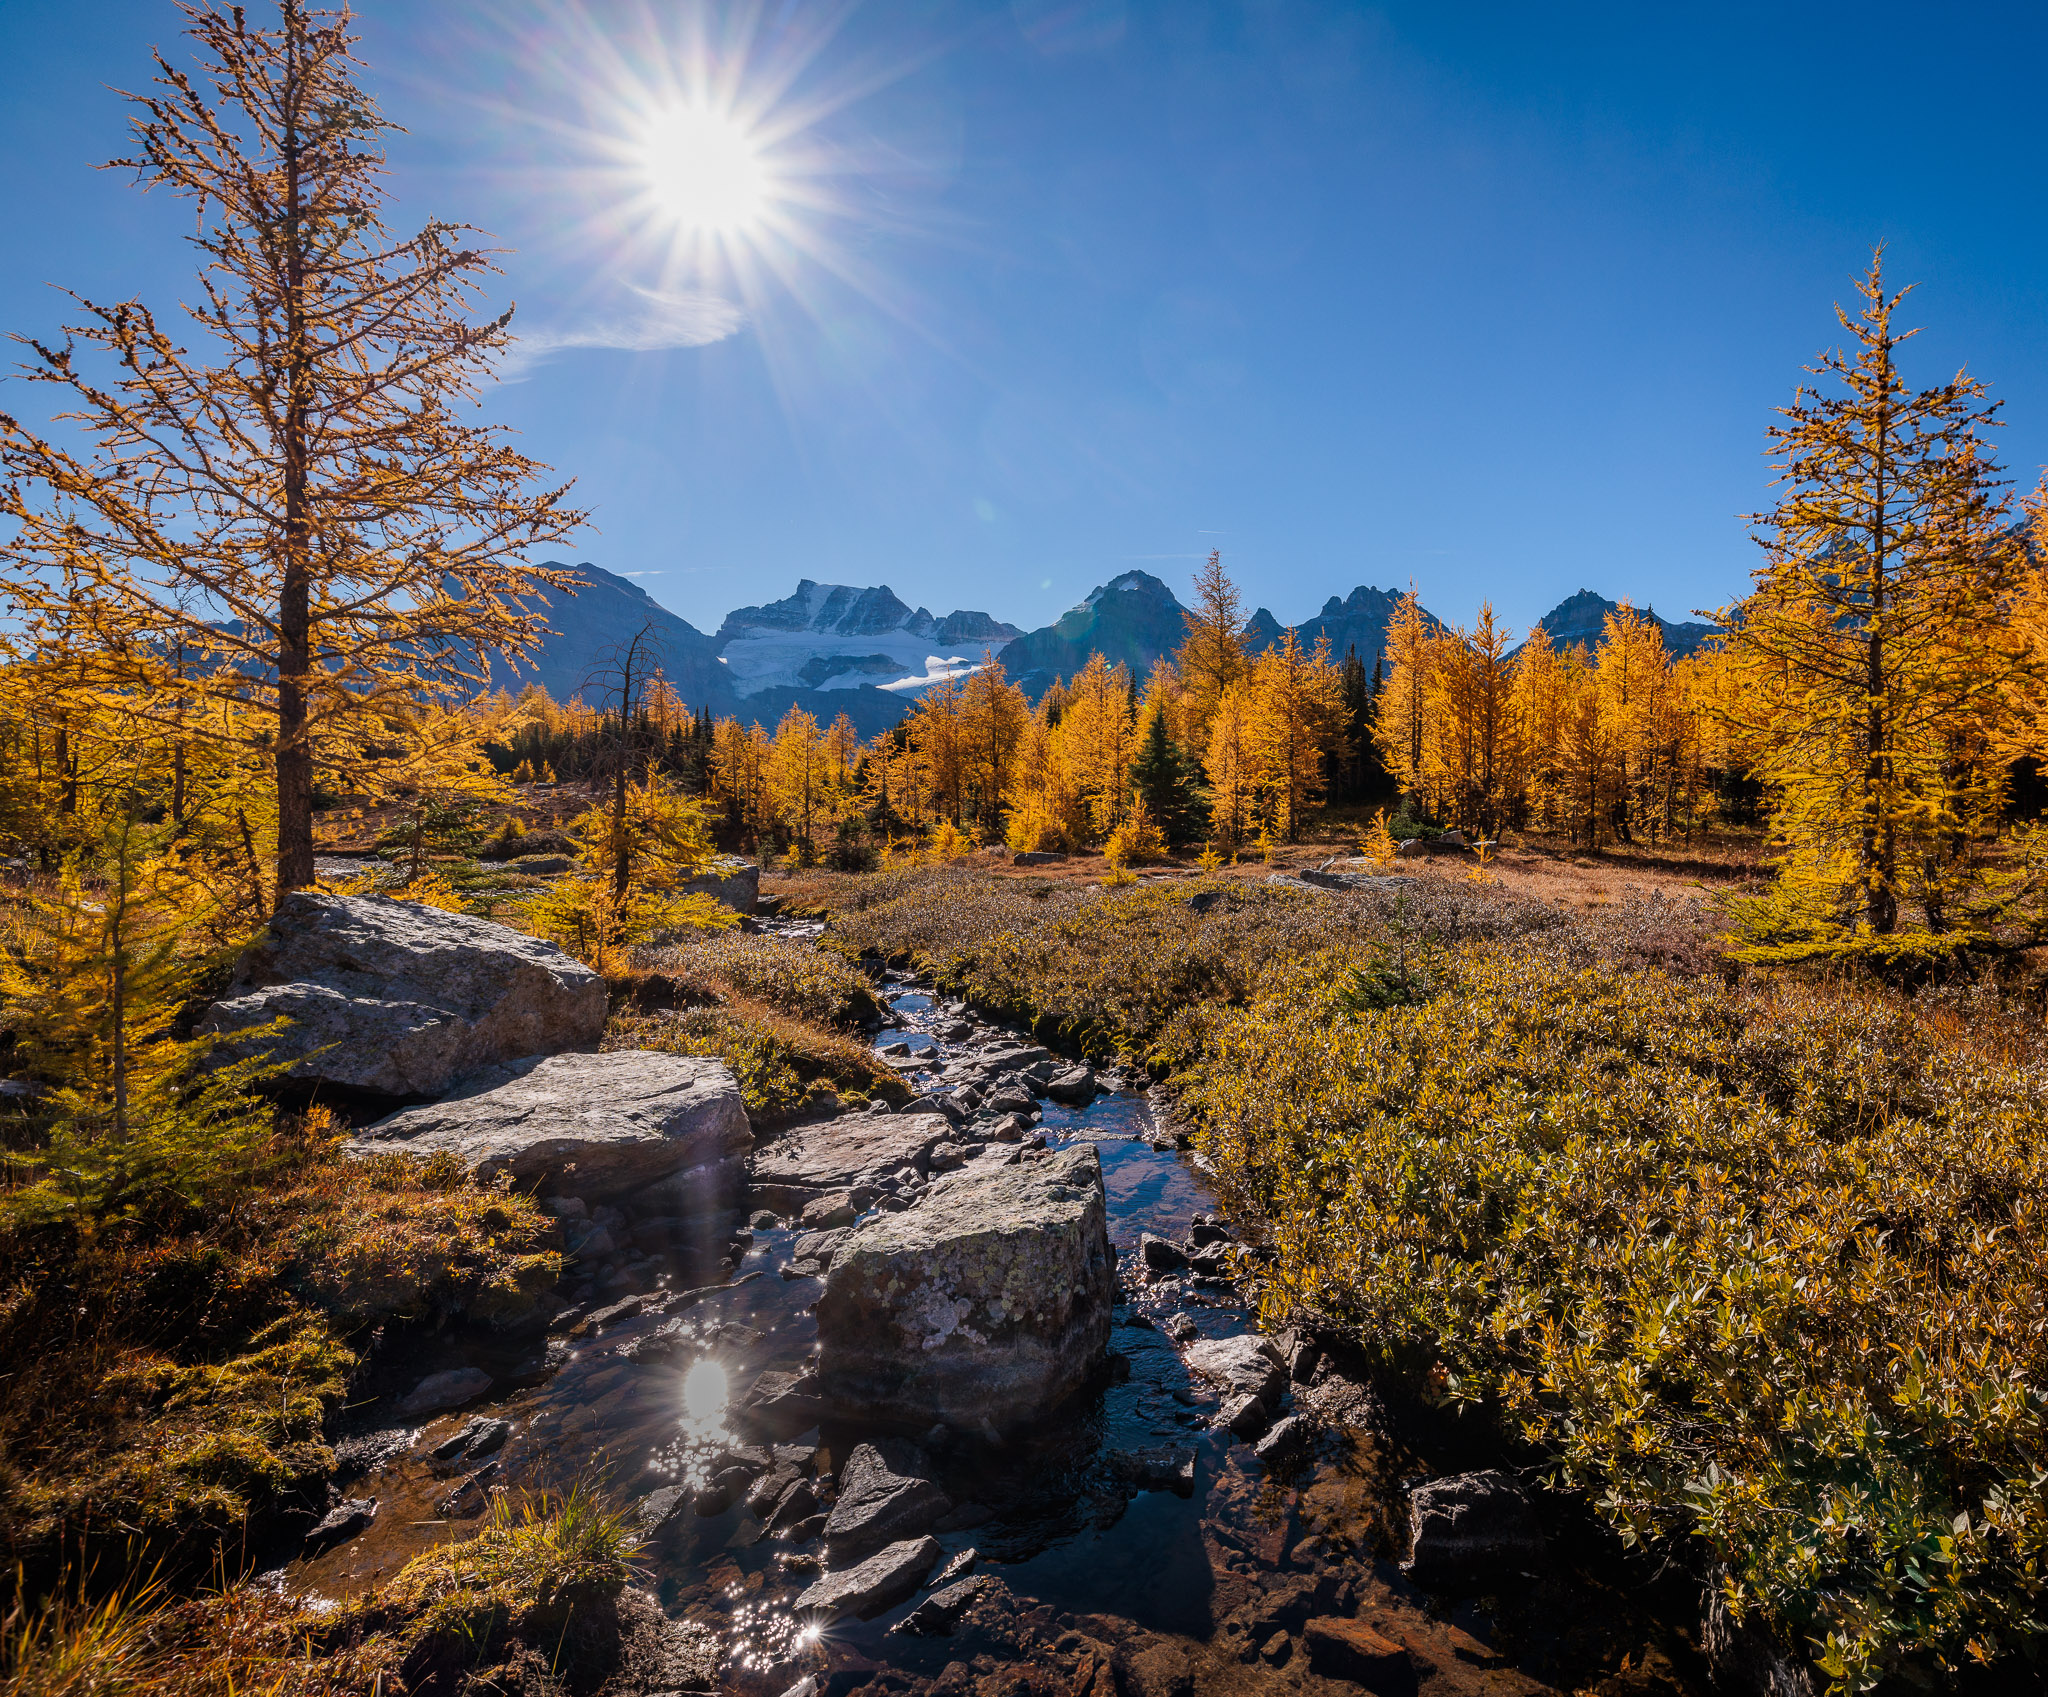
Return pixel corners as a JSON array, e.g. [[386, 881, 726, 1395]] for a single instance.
[[501, 561, 1720, 733]]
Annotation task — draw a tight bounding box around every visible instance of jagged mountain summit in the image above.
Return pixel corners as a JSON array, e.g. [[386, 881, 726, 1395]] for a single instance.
[[1533, 588, 1718, 658], [1245, 584, 1421, 671], [997, 571, 1191, 697], [714, 580, 1019, 697], [505, 562, 1722, 731]]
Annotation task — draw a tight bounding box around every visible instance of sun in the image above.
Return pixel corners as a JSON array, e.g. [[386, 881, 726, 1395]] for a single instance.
[[641, 105, 770, 233]]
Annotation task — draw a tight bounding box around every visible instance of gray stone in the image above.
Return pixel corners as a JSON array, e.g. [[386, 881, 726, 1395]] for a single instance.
[[351, 1050, 750, 1203], [892, 1575, 993, 1636], [1045, 1066, 1098, 1106], [332, 1428, 414, 1477], [789, 1228, 848, 1275], [1110, 1444, 1197, 1495], [732, 1369, 824, 1440], [305, 1497, 377, 1546], [817, 1145, 1114, 1433], [673, 857, 759, 915], [1219, 1392, 1270, 1439], [799, 1192, 858, 1230], [637, 1485, 691, 1537], [825, 1440, 951, 1562], [928, 1141, 968, 1172], [199, 891, 606, 1098], [1140, 1234, 1188, 1273], [793, 1536, 941, 1624], [1253, 1415, 1308, 1465], [398, 1367, 492, 1417], [1403, 1470, 1547, 1587], [430, 1416, 510, 1460], [985, 1113, 1031, 1143], [1182, 1334, 1285, 1405], [747, 1113, 952, 1214]]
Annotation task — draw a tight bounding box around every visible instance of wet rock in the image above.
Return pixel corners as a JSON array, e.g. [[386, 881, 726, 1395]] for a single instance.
[[332, 1428, 413, 1478], [436, 1460, 500, 1516], [825, 1439, 952, 1562], [1188, 1220, 1231, 1247], [1045, 1066, 1097, 1106], [747, 1113, 952, 1215], [692, 1468, 751, 1516], [1118, 1639, 1193, 1697], [749, 1209, 780, 1230], [732, 1369, 825, 1440], [1258, 1631, 1292, 1667], [879, 1040, 912, 1058], [1218, 1393, 1270, 1440], [1299, 1369, 1381, 1430], [1182, 1334, 1285, 1404], [1109, 1444, 1197, 1496], [634, 1153, 748, 1219], [817, 1144, 1115, 1433], [398, 1367, 492, 1417], [745, 1463, 803, 1519], [1253, 1414, 1308, 1465], [931, 1547, 979, 1586], [793, 1535, 941, 1624], [1304, 1618, 1410, 1682], [431, 1416, 511, 1460], [305, 1497, 376, 1548], [800, 1192, 858, 1230], [637, 1484, 691, 1537], [892, 1574, 994, 1636], [985, 1113, 1031, 1143], [353, 1050, 751, 1205], [1404, 1470, 1547, 1587], [984, 1084, 1035, 1116], [570, 1295, 646, 1336], [1139, 1234, 1187, 1273], [788, 1228, 848, 1277], [199, 892, 607, 1098], [1164, 1315, 1199, 1344], [617, 1321, 689, 1365]]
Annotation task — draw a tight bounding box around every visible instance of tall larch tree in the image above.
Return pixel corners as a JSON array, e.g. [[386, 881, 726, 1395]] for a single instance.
[[1372, 589, 1438, 815], [1719, 251, 2029, 940], [1180, 551, 1249, 737], [0, 2, 583, 899], [1250, 630, 1342, 840]]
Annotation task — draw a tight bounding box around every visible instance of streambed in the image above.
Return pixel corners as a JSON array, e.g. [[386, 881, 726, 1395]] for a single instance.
[[291, 943, 1710, 1697]]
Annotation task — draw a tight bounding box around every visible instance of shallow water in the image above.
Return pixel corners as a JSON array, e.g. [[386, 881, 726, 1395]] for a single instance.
[[292, 946, 1712, 1697]]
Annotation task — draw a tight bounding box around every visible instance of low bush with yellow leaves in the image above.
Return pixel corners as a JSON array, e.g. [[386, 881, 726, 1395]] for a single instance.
[[1182, 939, 2048, 1693]]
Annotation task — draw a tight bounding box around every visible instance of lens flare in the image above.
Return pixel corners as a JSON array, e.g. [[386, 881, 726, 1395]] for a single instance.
[[643, 106, 769, 232], [682, 1357, 730, 1423]]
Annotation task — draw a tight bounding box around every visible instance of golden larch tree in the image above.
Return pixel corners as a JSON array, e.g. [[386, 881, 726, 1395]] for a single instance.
[[1719, 251, 2029, 940], [0, 2, 581, 897]]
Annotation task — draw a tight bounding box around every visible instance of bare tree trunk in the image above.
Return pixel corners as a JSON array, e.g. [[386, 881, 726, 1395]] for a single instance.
[[275, 41, 315, 896]]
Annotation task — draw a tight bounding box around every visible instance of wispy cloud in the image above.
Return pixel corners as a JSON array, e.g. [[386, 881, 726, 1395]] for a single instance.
[[500, 287, 745, 376]]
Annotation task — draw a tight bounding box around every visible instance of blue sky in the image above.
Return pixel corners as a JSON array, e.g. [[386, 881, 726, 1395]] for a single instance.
[[3, 0, 2044, 637]]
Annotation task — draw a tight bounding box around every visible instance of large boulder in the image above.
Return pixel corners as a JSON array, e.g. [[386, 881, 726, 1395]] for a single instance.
[[673, 857, 759, 916], [199, 892, 606, 1098], [816, 1144, 1115, 1432], [1403, 1470, 1547, 1588], [350, 1050, 751, 1204], [747, 1113, 952, 1215]]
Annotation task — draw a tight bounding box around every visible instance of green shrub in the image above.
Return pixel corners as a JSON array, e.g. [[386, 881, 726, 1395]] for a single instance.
[[607, 1002, 904, 1121], [1181, 940, 2048, 1693], [636, 929, 885, 1027]]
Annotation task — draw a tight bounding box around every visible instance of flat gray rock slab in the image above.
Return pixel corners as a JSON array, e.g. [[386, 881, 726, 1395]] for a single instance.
[[794, 1536, 941, 1623], [747, 1113, 952, 1213], [351, 1050, 750, 1202], [1182, 1334, 1286, 1405], [199, 892, 606, 1098], [817, 1144, 1114, 1432]]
